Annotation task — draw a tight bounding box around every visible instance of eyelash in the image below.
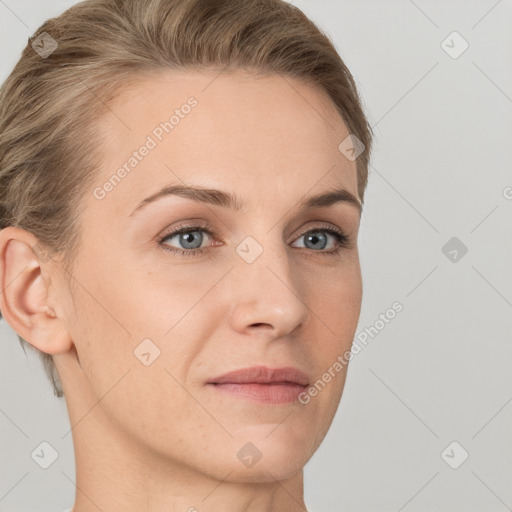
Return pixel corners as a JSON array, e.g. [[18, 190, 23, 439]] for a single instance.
[[157, 222, 350, 258]]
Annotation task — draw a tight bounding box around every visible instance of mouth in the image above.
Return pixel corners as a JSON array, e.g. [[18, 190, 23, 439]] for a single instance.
[[206, 365, 309, 405]]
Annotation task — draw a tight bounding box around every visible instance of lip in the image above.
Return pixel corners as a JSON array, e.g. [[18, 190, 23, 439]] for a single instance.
[[208, 365, 309, 386], [206, 365, 309, 405]]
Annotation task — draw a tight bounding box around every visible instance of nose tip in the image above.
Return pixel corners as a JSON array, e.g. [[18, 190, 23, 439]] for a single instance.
[[229, 269, 310, 338]]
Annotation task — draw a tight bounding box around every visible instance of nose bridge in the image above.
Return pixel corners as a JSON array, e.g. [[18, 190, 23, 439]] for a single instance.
[[229, 229, 310, 335]]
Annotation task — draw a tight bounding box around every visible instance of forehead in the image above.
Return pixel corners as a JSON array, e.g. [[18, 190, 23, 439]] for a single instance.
[[90, 70, 358, 217]]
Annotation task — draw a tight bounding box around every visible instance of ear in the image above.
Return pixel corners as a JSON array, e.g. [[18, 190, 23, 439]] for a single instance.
[[0, 226, 73, 354]]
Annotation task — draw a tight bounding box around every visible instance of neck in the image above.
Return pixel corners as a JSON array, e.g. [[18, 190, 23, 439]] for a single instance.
[[65, 402, 308, 512]]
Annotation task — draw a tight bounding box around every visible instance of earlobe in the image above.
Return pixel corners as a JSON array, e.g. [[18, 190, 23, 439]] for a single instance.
[[0, 227, 73, 354]]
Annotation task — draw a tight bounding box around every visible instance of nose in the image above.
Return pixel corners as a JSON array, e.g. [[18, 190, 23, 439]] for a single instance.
[[228, 238, 311, 339]]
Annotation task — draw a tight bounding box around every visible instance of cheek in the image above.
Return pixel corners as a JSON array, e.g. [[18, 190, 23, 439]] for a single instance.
[[65, 270, 205, 444], [132, 266, 225, 343], [304, 259, 362, 398], [302, 265, 361, 433], [309, 256, 362, 331]]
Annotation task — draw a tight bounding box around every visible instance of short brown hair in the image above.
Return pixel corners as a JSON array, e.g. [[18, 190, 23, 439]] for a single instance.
[[0, 0, 373, 398]]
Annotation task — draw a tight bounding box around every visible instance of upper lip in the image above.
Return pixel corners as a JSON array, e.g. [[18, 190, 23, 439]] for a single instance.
[[208, 365, 309, 386]]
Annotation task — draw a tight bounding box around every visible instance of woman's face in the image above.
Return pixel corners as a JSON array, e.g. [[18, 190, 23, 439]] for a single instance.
[[53, 70, 363, 482]]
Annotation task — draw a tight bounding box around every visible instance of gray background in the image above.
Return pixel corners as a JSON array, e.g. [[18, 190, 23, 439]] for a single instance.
[[1, 1, 511, 511]]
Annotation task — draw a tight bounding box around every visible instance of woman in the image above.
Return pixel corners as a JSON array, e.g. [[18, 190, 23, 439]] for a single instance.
[[0, 0, 373, 510]]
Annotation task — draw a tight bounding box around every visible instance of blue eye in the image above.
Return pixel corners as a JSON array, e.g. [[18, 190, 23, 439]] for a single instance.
[[158, 224, 215, 257], [157, 224, 350, 257], [291, 227, 349, 253]]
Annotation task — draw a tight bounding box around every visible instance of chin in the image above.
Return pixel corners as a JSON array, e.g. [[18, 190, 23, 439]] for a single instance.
[[212, 432, 312, 482]]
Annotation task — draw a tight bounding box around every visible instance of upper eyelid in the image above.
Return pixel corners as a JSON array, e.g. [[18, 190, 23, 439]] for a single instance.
[[159, 221, 344, 237]]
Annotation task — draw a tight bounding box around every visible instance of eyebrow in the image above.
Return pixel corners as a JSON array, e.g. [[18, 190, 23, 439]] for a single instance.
[[128, 183, 362, 217]]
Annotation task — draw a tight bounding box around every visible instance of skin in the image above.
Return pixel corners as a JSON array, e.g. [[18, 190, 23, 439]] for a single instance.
[[0, 70, 363, 512]]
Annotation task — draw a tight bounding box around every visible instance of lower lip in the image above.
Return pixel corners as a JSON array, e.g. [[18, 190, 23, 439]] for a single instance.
[[208, 382, 307, 404]]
